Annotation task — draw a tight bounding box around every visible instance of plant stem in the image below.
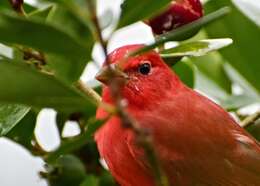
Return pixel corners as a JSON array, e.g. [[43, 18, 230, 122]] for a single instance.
[[76, 80, 101, 106], [241, 112, 260, 128]]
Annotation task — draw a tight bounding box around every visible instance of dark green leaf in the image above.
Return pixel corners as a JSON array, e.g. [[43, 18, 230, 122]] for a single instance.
[[118, 0, 171, 28], [131, 7, 231, 55], [171, 60, 195, 88], [0, 11, 86, 57], [0, 11, 92, 82], [0, 59, 96, 113], [45, 119, 103, 163], [28, 5, 55, 20], [246, 120, 260, 141], [6, 110, 37, 150], [80, 175, 99, 186], [0, 104, 30, 136], [161, 38, 233, 58], [204, 0, 260, 92], [47, 155, 86, 186]]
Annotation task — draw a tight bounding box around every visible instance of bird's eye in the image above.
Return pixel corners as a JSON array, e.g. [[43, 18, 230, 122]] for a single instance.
[[138, 63, 151, 75]]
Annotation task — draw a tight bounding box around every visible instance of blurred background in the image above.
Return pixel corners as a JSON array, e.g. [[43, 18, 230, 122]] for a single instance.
[[0, 0, 259, 186]]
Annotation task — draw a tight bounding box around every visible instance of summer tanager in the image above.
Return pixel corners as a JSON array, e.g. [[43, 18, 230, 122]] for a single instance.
[[95, 45, 260, 186]]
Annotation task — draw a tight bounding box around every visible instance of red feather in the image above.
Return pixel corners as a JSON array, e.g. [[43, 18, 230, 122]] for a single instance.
[[95, 45, 260, 186]]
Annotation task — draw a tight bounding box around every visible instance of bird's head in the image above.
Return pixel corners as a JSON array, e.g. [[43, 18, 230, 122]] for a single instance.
[[96, 44, 182, 109]]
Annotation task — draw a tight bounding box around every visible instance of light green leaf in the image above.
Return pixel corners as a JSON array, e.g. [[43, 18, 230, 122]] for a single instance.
[[118, 0, 171, 28], [0, 104, 30, 136], [232, 0, 260, 27], [204, 0, 260, 92], [161, 38, 233, 58], [221, 95, 260, 111], [191, 52, 232, 93], [0, 59, 96, 113]]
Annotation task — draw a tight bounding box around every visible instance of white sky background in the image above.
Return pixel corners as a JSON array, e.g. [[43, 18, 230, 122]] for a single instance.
[[0, 0, 259, 186]]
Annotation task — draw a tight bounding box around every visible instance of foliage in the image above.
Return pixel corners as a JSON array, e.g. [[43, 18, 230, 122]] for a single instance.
[[0, 0, 259, 185]]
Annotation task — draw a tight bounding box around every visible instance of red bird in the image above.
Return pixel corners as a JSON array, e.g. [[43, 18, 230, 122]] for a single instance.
[[95, 45, 260, 186]]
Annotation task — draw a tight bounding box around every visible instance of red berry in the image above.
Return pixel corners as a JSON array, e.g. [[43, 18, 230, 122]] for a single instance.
[[147, 0, 203, 35]]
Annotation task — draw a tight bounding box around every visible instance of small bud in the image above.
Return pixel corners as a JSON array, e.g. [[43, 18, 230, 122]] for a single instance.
[[9, 0, 24, 13], [147, 0, 203, 35]]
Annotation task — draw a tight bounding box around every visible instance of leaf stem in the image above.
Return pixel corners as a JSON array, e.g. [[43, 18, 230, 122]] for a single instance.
[[76, 80, 101, 106], [241, 112, 260, 128]]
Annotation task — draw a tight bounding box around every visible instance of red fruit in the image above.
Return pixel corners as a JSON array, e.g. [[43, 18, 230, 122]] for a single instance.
[[147, 0, 203, 35], [95, 45, 260, 186]]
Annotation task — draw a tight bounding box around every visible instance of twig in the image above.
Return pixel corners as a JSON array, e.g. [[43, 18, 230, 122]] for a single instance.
[[86, 1, 169, 185], [241, 112, 260, 128], [76, 80, 102, 106], [9, 0, 26, 16]]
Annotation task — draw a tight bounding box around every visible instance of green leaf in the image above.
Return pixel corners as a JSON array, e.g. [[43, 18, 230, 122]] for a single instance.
[[80, 175, 99, 186], [161, 38, 233, 58], [195, 69, 229, 101], [220, 95, 260, 111], [28, 5, 55, 20], [224, 63, 259, 98], [45, 119, 103, 163], [131, 7, 231, 55], [0, 11, 86, 57], [99, 9, 113, 29], [118, 0, 171, 28], [0, 11, 92, 82], [191, 52, 232, 93], [6, 110, 37, 150], [246, 120, 260, 141], [232, 0, 260, 27], [0, 59, 96, 113], [170, 59, 195, 88], [204, 0, 260, 92], [0, 104, 30, 136], [47, 155, 86, 186]]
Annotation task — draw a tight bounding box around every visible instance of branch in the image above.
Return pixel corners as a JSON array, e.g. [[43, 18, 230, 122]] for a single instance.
[[241, 112, 260, 128], [76, 80, 102, 106]]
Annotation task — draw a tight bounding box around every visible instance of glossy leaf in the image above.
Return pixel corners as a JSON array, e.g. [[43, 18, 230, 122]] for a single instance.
[[160, 38, 233, 58], [204, 0, 260, 92], [6, 110, 37, 150], [0, 11, 92, 82], [118, 0, 171, 28], [0, 104, 30, 136], [0, 59, 96, 113]]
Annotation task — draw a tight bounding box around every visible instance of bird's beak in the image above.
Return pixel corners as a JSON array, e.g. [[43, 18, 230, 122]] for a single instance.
[[95, 64, 129, 84]]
